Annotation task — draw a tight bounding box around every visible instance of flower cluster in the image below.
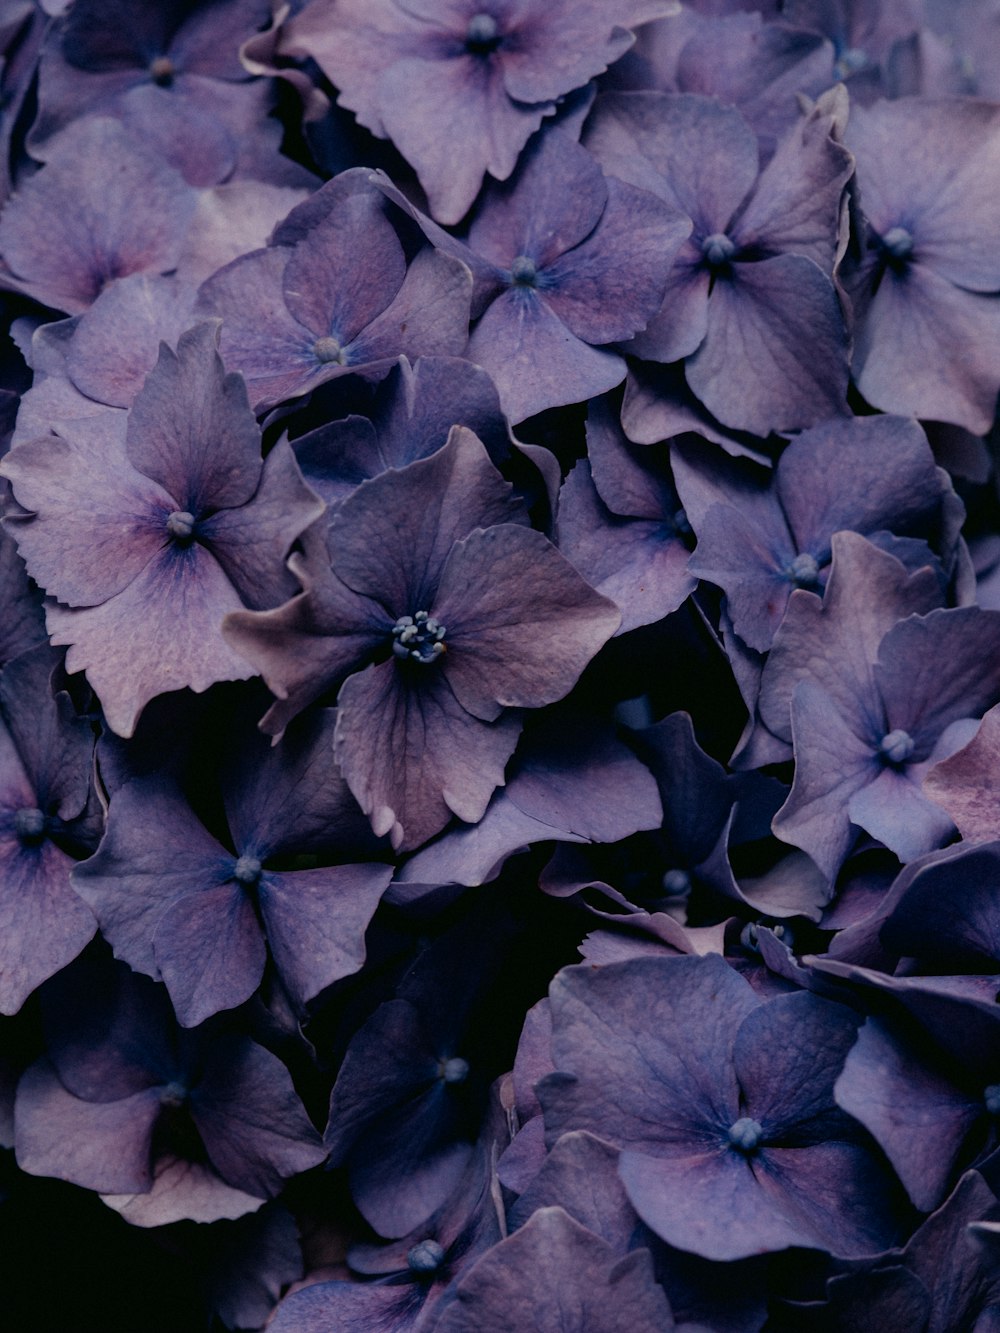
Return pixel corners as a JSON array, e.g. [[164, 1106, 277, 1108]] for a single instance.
[[2, 0, 1000, 1328]]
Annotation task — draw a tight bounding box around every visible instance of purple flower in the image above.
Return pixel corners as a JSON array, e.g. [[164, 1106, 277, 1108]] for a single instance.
[[14, 961, 326, 1226], [673, 413, 955, 652], [226, 427, 620, 850], [279, 0, 668, 223], [31, 0, 290, 187], [844, 96, 1000, 432], [197, 172, 473, 412], [537, 952, 903, 1260], [383, 128, 690, 422], [760, 533, 1000, 878], [72, 709, 392, 1026], [583, 87, 853, 434], [1, 322, 323, 736]]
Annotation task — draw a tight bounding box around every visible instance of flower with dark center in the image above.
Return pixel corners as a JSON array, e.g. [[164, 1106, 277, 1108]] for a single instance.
[[72, 708, 392, 1027], [583, 88, 854, 435], [278, 0, 664, 223], [225, 426, 620, 851], [673, 414, 951, 653], [538, 954, 903, 1261], [1, 322, 324, 737], [392, 611, 446, 665], [845, 97, 1000, 431]]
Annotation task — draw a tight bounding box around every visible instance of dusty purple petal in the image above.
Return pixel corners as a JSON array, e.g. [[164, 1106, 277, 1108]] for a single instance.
[[846, 764, 956, 864], [556, 461, 693, 633], [876, 607, 1000, 752], [585, 394, 676, 519], [923, 705, 1000, 843], [544, 176, 690, 345], [222, 537, 389, 738], [849, 98, 1000, 292], [619, 1147, 804, 1260], [331, 425, 524, 611], [124, 321, 262, 510], [334, 662, 522, 851], [467, 129, 608, 271], [584, 91, 759, 235], [47, 542, 254, 737], [344, 247, 472, 366], [468, 289, 626, 423], [222, 708, 376, 857], [853, 261, 1000, 434], [771, 679, 879, 880], [178, 180, 311, 287], [0, 836, 95, 1015], [197, 246, 320, 409], [0, 117, 195, 312], [627, 258, 710, 364], [731, 87, 852, 271], [435, 1207, 674, 1332], [192, 1037, 326, 1198], [153, 883, 266, 1027], [735, 992, 862, 1138], [508, 1131, 638, 1249], [1, 415, 174, 608], [759, 531, 942, 746], [282, 194, 406, 342], [71, 777, 234, 978], [15, 1058, 160, 1193], [687, 253, 850, 435], [101, 1154, 264, 1228], [435, 523, 620, 720], [620, 360, 766, 458], [540, 955, 757, 1152], [779, 414, 941, 557], [66, 274, 198, 408], [835, 1018, 982, 1212], [199, 436, 324, 611], [258, 863, 392, 1006], [377, 55, 549, 225]]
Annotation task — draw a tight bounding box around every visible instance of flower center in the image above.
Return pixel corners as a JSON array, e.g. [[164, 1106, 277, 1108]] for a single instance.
[[985, 1084, 1000, 1116], [233, 855, 262, 886], [392, 611, 446, 665], [786, 552, 820, 588], [313, 336, 344, 364], [439, 1056, 469, 1084], [662, 868, 691, 896], [160, 1080, 188, 1110], [881, 226, 914, 262], [701, 233, 736, 268], [465, 12, 501, 54], [879, 729, 915, 765], [149, 56, 175, 87], [835, 46, 868, 77], [509, 255, 538, 287], [166, 510, 196, 543], [407, 1239, 445, 1274], [728, 1117, 764, 1153], [14, 807, 45, 844]]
